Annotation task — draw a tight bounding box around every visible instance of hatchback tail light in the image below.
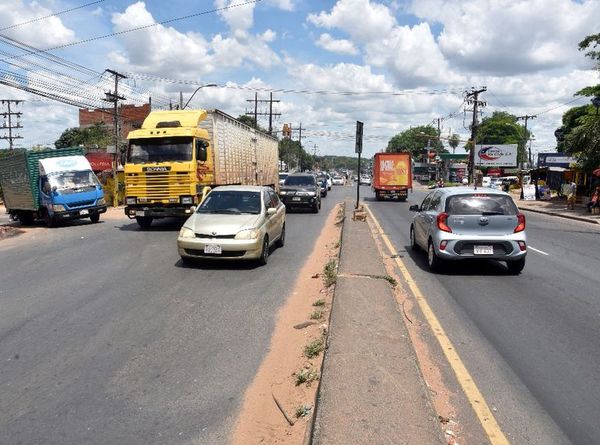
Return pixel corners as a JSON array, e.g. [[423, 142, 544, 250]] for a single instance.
[[514, 213, 526, 233], [437, 212, 452, 233], [518, 241, 527, 251]]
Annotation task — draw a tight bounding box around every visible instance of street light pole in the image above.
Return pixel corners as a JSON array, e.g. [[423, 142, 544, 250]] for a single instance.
[[182, 84, 218, 109]]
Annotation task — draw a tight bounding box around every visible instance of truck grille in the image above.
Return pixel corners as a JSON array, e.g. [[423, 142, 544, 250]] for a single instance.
[[126, 172, 191, 200], [67, 200, 95, 209]]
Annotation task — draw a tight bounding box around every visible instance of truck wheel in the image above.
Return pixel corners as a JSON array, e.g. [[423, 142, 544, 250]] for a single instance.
[[18, 211, 34, 225], [90, 213, 100, 223], [136, 216, 153, 229]]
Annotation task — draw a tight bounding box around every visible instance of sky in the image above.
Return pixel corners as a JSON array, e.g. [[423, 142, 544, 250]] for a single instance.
[[0, 0, 598, 160]]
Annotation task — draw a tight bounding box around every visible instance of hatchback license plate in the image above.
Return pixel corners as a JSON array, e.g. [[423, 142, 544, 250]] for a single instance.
[[474, 245, 493, 255], [204, 244, 222, 255]]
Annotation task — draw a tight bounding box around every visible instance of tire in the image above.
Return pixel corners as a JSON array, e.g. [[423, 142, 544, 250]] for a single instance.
[[135, 216, 153, 229], [90, 213, 100, 224], [312, 202, 319, 213], [427, 240, 443, 271], [375, 192, 382, 201], [180, 256, 194, 266], [18, 211, 34, 225], [258, 237, 269, 266], [275, 223, 285, 248], [410, 226, 419, 251], [45, 212, 55, 228], [507, 258, 526, 275]]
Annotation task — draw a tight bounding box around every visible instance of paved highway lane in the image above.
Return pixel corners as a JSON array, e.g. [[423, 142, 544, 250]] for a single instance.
[[368, 187, 600, 445], [0, 185, 353, 445]]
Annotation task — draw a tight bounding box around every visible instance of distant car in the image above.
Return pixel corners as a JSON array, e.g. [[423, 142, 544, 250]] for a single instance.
[[317, 177, 328, 197], [482, 176, 491, 187], [409, 187, 527, 274], [278, 172, 289, 186], [177, 185, 286, 266], [332, 175, 345, 186], [279, 173, 322, 213], [359, 176, 371, 185]]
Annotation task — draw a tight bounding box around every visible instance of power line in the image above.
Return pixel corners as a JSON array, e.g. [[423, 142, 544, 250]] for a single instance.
[[0, 0, 107, 32]]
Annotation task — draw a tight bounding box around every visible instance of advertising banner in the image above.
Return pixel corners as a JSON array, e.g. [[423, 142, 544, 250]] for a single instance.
[[537, 153, 576, 168], [475, 144, 518, 167], [378, 154, 409, 186]]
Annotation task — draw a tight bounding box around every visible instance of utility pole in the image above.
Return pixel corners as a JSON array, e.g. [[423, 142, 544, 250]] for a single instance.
[[103, 69, 127, 207], [464, 87, 487, 186], [516, 114, 536, 167], [245, 93, 281, 134], [0, 100, 23, 149]]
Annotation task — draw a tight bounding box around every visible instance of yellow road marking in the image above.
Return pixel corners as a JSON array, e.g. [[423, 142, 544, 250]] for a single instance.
[[364, 204, 510, 445]]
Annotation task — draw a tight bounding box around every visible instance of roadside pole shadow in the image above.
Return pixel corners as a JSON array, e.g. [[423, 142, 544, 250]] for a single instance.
[[117, 218, 185, 232], [402, 244, 515, 276]]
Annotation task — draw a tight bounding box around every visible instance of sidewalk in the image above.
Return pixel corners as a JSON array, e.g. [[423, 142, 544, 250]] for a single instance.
[[311, 199, 444, 444], [509, 192, 600, 225]]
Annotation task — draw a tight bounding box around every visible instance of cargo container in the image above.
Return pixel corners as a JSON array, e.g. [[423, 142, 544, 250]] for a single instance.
[[0, 148, 107, 226], [124, 109, 279, 228], [372, 152, 412, 201]]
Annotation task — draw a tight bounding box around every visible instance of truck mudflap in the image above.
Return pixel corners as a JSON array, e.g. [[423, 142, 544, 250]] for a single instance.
[[53, 206, 107, 220], [125, 205, 195, 219]]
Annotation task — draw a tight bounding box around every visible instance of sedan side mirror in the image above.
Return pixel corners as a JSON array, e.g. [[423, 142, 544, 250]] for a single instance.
[[190, 206, 197, 212], [267, 207, 277, 216], [409, 204, 419, 212]]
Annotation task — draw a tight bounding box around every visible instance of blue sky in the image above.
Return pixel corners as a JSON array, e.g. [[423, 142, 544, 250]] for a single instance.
[[0, 0, 598, 159]]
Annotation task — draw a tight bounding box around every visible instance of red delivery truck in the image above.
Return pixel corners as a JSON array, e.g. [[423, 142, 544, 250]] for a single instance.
[[372, 152, 412, 201]]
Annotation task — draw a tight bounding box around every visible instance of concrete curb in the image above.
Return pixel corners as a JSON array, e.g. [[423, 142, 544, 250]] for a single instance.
[[520, 206, 600, 225]]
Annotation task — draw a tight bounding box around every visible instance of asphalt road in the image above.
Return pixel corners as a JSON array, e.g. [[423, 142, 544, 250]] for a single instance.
[[369, 186, 600, 445], [0, 185, 352, 445]]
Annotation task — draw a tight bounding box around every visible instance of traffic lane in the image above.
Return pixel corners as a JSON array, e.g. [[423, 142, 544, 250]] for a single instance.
[[0, 186, 352, 445], [367, 193, 574, 444]]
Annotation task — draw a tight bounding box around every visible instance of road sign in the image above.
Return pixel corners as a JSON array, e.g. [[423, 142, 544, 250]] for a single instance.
[[355, 121, 363, 154]]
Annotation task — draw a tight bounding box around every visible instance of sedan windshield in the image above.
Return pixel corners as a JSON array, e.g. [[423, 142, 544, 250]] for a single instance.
[[284, 176, 315, 186], [446, 194, 518, 215], [197, 191, 261, 214], [129, 137, 193, 163]]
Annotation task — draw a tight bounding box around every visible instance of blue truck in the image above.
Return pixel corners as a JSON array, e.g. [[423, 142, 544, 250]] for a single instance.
[[0, 148, 107, 227]]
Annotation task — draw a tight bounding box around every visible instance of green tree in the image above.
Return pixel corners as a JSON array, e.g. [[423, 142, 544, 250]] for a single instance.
[[236, 115, 268, 133], [54, 123, 111, 149], [449, 133, 460, 154], [278, 138, 313, 171], [386, 125, 444, 159], [475, 111, 529, 164]]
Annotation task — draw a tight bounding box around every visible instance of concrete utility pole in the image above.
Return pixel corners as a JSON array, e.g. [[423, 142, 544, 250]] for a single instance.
[[0, 100, 23, 149], [516, 114, 536, 167], [464, 87, 487, 185], [245, 93, 281, 134], [103, 69, 127, 207]]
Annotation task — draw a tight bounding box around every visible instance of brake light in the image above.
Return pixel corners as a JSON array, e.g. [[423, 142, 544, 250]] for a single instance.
[[514, 213, 526, 233], [437, 212, 452, 233]]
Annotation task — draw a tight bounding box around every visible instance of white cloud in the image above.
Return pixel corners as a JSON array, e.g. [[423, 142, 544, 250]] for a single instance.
[[308, 0, 396, 43], [215, 0, 255, 33], [267, 0, 295, 11], [316, 33, 358, 55], [0, 0, 75, 47]]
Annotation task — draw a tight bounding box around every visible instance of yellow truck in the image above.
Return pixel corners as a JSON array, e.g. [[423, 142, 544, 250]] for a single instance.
[[124, 109, 279, 228]]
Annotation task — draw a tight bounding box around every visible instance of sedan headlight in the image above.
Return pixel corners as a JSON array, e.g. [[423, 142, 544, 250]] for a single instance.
[[279, 190, 287, 195], [179, 227, 195, 238], [235, 228, 260, 240], [53, 204, 65, 212], [97, 198, 106, 206], [126, 196, 137, 205]]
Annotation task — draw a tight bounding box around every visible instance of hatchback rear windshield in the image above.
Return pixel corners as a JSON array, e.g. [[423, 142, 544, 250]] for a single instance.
[[284, 175, 315, 186], [445, 194, 518, 215]]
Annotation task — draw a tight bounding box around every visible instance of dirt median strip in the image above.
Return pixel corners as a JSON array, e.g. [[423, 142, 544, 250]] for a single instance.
[[229, 203, 344, 445]]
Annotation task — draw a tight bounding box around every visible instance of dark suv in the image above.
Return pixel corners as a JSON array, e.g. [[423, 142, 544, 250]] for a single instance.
[[279, 173, 322, 213]]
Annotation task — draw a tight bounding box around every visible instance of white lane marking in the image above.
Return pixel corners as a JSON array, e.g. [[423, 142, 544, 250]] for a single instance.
[[529, 246, 549, 256]]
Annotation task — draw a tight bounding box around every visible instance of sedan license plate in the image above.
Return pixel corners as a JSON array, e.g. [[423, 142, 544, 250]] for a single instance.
[[474, 245, 493, 255], [292, 197, 301, 201], [79, 209, 89, 216], [204, 244, 222, 255]]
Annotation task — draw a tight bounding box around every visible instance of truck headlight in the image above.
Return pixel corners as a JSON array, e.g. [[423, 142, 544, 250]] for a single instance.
[[235, 228, 260, 240], [53, 204, 65, 212], [180, 196, 193, 205], [126, 196, 137, 205], [97, 198, 106, 206], [179, 227, 195, 238]]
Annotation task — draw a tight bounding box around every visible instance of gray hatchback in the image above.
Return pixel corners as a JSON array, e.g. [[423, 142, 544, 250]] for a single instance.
[[409, 187, 527, 274]]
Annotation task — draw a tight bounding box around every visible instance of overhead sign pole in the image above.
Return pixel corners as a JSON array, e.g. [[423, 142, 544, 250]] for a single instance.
[[355, 121, 363, 209]]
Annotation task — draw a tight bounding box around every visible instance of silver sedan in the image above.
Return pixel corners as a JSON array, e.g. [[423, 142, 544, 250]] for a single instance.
[[409, 187, 527, 274], [177, 185, 285, 265]]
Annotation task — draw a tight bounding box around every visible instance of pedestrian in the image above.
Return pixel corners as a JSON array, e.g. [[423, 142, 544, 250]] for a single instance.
[[587, 186, 600, 213], [567, 181, 577, 210]]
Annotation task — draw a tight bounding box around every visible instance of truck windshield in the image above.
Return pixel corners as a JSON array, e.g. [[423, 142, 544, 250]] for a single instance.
[[129, 137, 193, 163], [48, 170, 99, 192]]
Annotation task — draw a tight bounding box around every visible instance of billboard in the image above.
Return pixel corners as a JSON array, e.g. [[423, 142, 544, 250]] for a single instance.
[[537, 153, 576, 168], [475, 144, 517, 167]]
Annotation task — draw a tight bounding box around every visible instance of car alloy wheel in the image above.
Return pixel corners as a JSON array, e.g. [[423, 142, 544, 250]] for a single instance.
[[410, 227, 418, 251], [258, 237, 269, 265], [276, 224, 285, 248], [427, 240, 442, 271]]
